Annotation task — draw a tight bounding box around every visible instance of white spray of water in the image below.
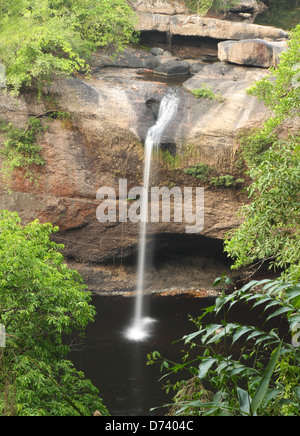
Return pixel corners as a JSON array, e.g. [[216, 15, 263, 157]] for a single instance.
[[125, 90, 179, 342]]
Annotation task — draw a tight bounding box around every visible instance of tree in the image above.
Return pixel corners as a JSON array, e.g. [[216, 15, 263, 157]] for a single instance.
[[0, 210, 109, 416], [0, 0, 137, 93], [225, 25, 300, 282]]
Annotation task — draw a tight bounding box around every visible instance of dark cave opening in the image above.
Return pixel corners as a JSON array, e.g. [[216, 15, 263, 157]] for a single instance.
[[122, 233, 230, 269], [139, 31, 222, 61]]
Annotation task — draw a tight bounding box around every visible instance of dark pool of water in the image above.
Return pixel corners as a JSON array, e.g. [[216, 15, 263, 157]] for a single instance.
[[68, 294, 216, 416]]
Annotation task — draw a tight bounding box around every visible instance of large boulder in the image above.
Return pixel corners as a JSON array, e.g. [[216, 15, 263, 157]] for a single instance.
[[92, 48, 161, 70], [227, 1, 268, 22], [154, 60, 191, 75], [218, 39, 288, 67], [181, 62, 271, 162]]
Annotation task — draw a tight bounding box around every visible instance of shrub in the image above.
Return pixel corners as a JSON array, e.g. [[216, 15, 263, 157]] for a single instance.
[[211, 175, 245, 187], [190, 84, 224, 102], [184, 163, 211, 181], [0, 117, 45, 186]]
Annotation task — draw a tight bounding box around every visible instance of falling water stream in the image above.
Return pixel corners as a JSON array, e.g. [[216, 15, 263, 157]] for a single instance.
[[125, 90, 179, 341]]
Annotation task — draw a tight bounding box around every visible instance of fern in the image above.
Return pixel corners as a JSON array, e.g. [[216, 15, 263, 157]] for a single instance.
[[148, 279, 300, 416]]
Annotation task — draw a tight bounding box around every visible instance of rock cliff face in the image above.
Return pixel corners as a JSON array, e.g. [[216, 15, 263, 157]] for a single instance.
[[0, 2, 283, 293], [0, 60, 269, 291]]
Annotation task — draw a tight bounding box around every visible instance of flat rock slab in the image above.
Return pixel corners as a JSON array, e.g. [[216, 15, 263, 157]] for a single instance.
[[136, 13, 289, 41]]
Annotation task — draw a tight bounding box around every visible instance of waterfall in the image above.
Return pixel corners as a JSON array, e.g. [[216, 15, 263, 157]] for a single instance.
[[125, 90, 179, 341]]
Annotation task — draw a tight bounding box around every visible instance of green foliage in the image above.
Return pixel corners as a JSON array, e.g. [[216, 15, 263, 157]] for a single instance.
[[248, 28, 300, 118], [211, 175, 244, 187], [184, 164, 245, 188], [184, 0, 238, 15], [225, 136, 300, 280], [255, 0, 300, 31], [239, 120, 278, 167], [0, 211, 109, 416], [239, 25, 300, 166], [0, 0, 137, 93], [226, 26, 300, 281], [149, 279, 300, 416], [160, 150, 181, 170], [0, 117, 45, 185], [184, 163, 211, 181], [190, 84, 224, 102]]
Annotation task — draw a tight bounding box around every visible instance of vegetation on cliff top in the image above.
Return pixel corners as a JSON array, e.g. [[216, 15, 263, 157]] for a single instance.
[[0, 0, 137, 93]]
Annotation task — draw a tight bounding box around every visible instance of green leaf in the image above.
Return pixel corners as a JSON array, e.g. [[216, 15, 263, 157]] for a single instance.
[[252, 296, 273, 308], [206, 324, 236, 345], [294, 387, 300, 401], [237, 387, 251, 416], [289, 314, 300, 328], [232, 326, 254, 345], [250, 342, 282, 416], [262, 389, 282, 408], [225, 277, 235, 286], [266, 306, 294, 321], [201, 324, 223, 344], [183, 329, 204, 344], [213, 277, 222, 287], [198, 358, 218, 380]]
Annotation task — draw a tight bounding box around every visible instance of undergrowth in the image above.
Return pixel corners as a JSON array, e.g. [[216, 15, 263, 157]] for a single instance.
[[0, 111, 72, 189], [0, 118, 45, 186]]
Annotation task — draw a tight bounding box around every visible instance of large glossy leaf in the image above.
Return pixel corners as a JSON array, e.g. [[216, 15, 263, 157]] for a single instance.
[[237, 387, 252, 416], [250, 343, 282, 416], [198, 358, 218, 380]]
